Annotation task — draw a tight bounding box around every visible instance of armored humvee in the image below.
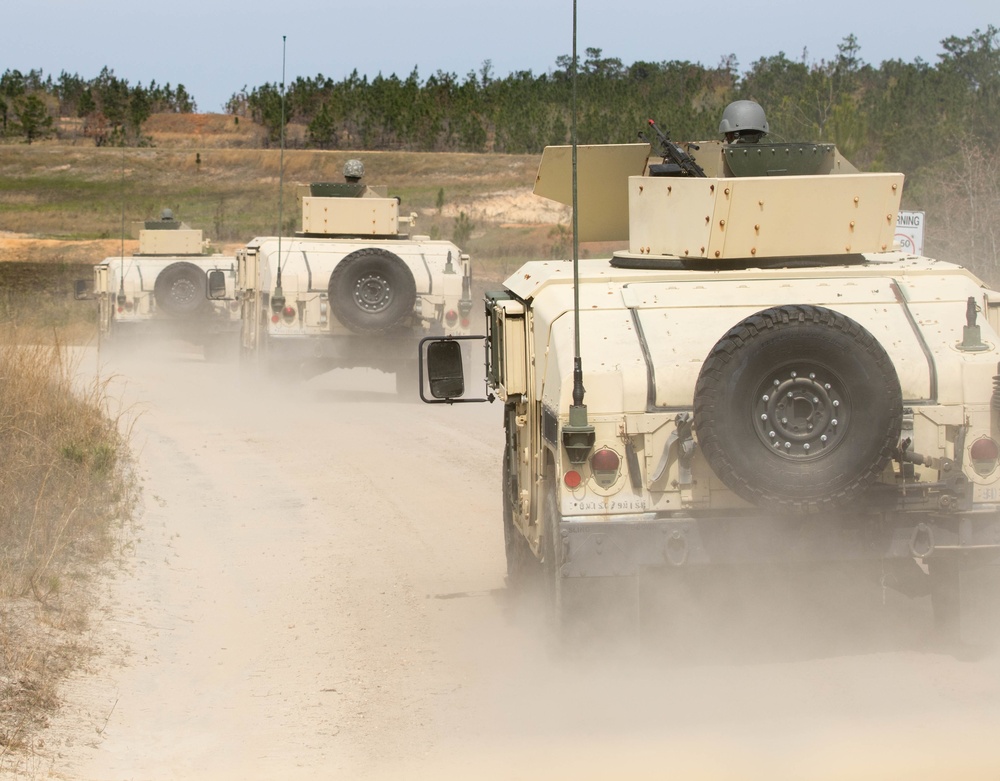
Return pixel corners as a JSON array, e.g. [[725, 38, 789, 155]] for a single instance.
[[422, 133, 1000, 637], [76, 211, 240, 361], [229, 179, 472, 391]]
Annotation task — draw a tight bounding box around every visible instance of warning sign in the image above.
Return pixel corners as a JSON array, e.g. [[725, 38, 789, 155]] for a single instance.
[[895, 210, 925, 255]]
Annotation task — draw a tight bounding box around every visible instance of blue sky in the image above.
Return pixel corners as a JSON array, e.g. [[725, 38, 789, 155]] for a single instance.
[[4, 0, 996, 113]]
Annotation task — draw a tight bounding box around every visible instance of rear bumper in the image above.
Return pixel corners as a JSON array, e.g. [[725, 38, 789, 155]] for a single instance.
[[109, 318, 241, 339], [265, 332, 420, 367], [556, 509, 1000, 577]]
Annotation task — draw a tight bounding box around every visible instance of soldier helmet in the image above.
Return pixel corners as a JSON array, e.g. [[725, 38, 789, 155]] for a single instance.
[[343, 159, 365, 181], [719, 100, 769, 140]]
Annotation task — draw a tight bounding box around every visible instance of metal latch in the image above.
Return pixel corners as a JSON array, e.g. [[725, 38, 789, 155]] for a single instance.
[[651, 413, 695, 485]]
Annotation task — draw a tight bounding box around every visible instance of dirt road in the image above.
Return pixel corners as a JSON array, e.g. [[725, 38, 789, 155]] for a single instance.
[[35, 343, 1000, 780]]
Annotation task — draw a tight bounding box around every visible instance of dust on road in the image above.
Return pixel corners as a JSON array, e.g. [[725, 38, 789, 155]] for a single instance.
[[31, 341, 1000, 780]]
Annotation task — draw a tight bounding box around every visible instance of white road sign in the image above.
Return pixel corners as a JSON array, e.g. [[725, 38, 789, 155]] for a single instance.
[[896, 210, 925, 255]]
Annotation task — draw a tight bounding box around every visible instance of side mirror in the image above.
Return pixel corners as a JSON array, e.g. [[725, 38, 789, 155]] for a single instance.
[[74, 279, 95, 300], [427, 340, 465, 399], [418, 335, 491, 404], [207, 269, 229, 300]]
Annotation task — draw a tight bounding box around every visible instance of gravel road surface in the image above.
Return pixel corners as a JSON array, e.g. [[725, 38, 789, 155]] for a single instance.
[[35, 342, 1000, 780]]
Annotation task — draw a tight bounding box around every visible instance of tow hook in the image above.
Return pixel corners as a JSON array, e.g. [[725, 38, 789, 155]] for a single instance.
[[909, 522, 935, 558], [664, 529, 689, 566]]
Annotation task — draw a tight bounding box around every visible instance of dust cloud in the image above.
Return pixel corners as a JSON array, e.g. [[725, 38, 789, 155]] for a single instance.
[[41, 338, 1000, 781]]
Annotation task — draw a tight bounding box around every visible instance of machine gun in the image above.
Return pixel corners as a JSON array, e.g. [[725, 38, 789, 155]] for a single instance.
[[642, 119, 706, 178]]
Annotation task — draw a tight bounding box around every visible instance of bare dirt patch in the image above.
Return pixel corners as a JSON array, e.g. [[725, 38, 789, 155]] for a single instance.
[[438, 188, 570, 225]]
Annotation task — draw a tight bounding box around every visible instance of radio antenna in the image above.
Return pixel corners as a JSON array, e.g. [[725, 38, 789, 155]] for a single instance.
[[272, 35, 288, 314], [271, 35, 287, 312], [561, 0, 595, 464], [117, 143, 126, 306]]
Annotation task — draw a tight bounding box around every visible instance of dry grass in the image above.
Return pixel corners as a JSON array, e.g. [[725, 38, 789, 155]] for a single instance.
[[0, 332, 135, 761], [0, 131, 560, 269]]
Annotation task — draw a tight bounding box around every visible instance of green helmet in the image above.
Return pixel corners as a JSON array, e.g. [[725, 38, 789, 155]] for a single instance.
[[343, 159, 365, 180], [719, 100, 769, 141]]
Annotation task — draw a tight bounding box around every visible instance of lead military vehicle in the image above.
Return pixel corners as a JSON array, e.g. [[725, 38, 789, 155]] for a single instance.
[[77, 211, 240, 360], [229, 164, 472, 391], [422, 119, 1000, 638]]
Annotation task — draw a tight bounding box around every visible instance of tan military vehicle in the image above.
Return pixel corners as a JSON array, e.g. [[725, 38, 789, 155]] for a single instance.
[[422, 125, 1000, 639], [230, 174, 473, 391], [77, 210, 240, 360]]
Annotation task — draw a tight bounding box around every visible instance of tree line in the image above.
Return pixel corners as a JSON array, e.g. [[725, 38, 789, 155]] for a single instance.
[[226, 26, 998, 277], [0, 67, 195, 146], [1, 26, 998, 276]]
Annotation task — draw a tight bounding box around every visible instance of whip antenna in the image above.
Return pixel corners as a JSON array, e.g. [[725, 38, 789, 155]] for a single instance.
[[117, 144, 126, 305], [562, 0, 595, 464], [273, 34, 288, 313]]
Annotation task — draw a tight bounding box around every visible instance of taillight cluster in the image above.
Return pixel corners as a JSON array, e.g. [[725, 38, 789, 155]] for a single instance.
[[564, 446, 622, 489], [271, 305, 297, 325], [970, 437, 1000, 476]]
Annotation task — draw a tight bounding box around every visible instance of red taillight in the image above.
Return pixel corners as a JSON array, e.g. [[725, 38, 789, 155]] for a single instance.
[[970, 437, 999, 476], [971, 437, 999, 461], [564, 470, 582, 488], [124, 300, 134, 310], [591, 448, 620, 473], [445, 309, 458, 327], [271, 314, 280, 324], [461, 317, 470, 328]]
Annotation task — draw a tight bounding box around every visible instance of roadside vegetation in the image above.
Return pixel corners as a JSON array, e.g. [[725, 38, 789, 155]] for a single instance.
[[0, 330, 134, 764]]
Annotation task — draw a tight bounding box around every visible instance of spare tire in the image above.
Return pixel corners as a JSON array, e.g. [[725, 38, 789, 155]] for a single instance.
[[693, 304, 902, 513], [328, 248, 417, 334], [154, 261, 208, 317]]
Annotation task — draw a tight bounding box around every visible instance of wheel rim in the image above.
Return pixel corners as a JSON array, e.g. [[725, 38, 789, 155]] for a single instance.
[[752, 364, 849, 462], [168, 278, 198, 308], [353, 273, 392, 313]]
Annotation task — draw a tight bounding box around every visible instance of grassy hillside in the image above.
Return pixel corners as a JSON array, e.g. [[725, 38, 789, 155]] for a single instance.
[[0, 117, 584, 287]]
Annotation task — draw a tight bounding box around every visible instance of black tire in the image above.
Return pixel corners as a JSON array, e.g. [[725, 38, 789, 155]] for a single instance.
[[154, 262, 208, 317], [502, 411, 537, 591], [540, 478, 567, 626], [393, 359, 420, 399], [694, 304, 902, 513], [328, 248, 417, 334], [203, 333, 240, 363], [928, 556, 962, 642]]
